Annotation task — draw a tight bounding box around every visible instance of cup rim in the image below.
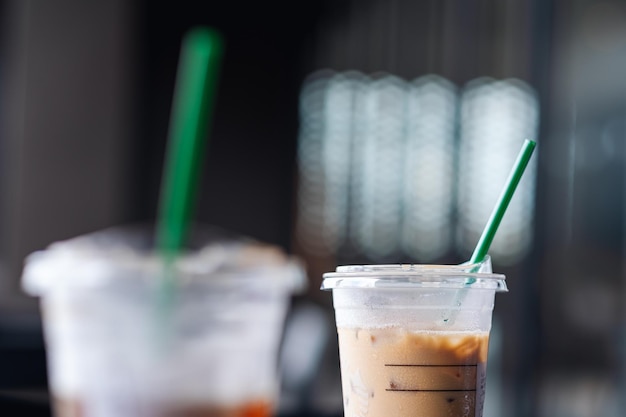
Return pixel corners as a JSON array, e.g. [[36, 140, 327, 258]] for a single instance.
[[321, 262, 507, 291], [21, 225, 306, 296]]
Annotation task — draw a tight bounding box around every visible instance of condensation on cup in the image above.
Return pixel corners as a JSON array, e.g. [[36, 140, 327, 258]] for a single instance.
[[22, 225, 306, 417], [322, 257, 507, 417]]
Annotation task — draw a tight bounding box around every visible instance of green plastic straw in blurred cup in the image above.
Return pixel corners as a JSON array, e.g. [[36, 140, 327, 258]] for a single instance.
[[154, 27, 222, 312], [156, 27, 223, 257]]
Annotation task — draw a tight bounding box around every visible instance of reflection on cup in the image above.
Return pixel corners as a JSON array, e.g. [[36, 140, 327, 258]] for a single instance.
[[22, 226, 305, 417], [322, 260, 506, 417]]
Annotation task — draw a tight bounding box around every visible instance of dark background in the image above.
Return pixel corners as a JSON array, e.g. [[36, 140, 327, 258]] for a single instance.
[[0, 1, 625, 416]]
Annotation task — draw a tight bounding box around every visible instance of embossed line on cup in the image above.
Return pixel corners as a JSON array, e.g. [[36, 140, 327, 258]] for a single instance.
[[384, 364, 478, 392]]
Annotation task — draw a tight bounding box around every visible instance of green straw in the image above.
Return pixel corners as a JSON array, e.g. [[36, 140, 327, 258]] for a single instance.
[[443, 139, 536, 324], [468, 138, 537, 266], [156, 27, 223, 255]]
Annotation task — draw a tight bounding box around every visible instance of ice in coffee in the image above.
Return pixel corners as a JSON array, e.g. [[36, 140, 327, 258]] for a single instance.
[[322, 261, 506, 417]]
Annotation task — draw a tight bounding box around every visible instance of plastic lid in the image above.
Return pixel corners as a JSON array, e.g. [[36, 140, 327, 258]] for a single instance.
[[22, 225, 306, 295], [321, 257, 507, 291]]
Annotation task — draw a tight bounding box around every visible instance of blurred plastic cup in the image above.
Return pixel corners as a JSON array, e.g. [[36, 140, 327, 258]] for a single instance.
[[22, 225, 305, 417], [321, 257, 506, 417]]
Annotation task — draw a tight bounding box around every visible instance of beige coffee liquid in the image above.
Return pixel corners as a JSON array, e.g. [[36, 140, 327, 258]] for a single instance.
[[337, 328, 489, 417]]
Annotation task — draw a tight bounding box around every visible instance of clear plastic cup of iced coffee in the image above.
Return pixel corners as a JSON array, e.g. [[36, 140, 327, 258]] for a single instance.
[[22, 225, 305, 417], [322, 257, 506, 417]]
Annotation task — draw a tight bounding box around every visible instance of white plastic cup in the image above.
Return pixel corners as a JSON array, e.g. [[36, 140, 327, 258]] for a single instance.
[[22, 226, 305, 417], [322, 258, 507, 417]]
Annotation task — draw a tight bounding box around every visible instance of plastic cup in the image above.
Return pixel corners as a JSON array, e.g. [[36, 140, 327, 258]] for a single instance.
[[321, 257, 507, 417], [22, 225, 305, 417]]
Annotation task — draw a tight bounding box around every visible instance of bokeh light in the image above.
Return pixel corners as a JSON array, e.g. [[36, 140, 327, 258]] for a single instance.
[[297, 72, 539, 264]]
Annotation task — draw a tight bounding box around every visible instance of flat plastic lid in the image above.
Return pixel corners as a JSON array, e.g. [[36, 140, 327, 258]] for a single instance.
[[321, 258, 507, 291]]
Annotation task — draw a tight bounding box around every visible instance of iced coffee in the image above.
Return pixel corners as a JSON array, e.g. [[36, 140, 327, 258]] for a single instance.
[[338, 328, 489, 417], [322, 261, 506, 417], [22, 226, 305, 417]]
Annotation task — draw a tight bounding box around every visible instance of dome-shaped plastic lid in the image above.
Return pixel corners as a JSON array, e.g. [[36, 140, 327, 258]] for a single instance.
[[22, 224, 306, 295]]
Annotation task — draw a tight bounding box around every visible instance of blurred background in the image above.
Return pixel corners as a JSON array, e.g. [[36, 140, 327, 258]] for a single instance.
[[0, 0, 625, 416]]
